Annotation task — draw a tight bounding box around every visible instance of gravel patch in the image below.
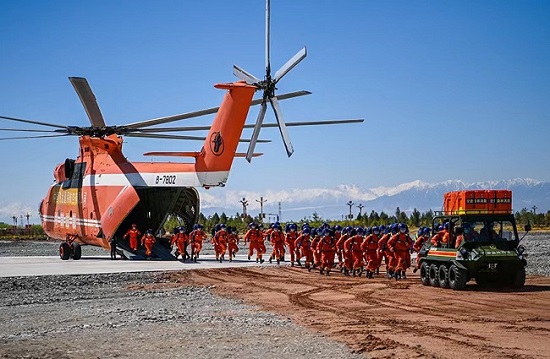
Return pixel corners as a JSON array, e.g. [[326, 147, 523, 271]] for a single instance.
[[0, 272, 363, 359]]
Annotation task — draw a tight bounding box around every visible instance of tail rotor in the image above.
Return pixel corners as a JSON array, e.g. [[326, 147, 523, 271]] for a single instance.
[[233, 0, 307, 162]]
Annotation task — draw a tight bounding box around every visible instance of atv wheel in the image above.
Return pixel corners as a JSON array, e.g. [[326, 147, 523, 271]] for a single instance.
[[511, 266, 526, 289], [59, 243, 71, 260], [420, 262, 430, 286], [429, 264, 439, 287], [72, 242, 82, 260], [449, 264, 468, 290], [438, 265, 450, 289]]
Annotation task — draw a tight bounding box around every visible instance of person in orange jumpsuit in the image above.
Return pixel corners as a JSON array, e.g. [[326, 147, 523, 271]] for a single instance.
[[123, 224, 141, 253], [318, 228, 337, 276], [412, 227, 431, 272], [361, 226, 380, 278], [171, 226, 189, 260], [189, 224, 206, 262], [311, 228, 323, 269], [141, 229, 156, 258], [336, 226, 351, 272], [377, 225, 394, 278], [387, 223, 414, 280], [227, 226, 239, 262], [268, 223, 286, 264], [333, 225, 342, 268], [243, 222, 265, 263], [344, 228, 365, 277], [212, 224, 229, 262], [431, 223, 450, 247], [285, 223, 298, 266], [294, 227, 313, 271]]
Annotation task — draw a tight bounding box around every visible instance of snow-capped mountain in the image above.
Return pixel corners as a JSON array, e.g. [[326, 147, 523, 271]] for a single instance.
[[199, 178, 550, 221]]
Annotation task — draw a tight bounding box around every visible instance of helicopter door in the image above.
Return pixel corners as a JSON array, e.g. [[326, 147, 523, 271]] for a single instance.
[[100, 185, 140, 240]]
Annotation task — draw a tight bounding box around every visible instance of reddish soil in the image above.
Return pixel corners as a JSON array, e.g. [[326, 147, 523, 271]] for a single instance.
[[159, 267, 550, 359]]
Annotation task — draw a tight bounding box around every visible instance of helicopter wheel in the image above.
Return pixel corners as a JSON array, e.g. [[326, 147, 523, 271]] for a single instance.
[[72, 242, 82, 260], [59, 243, 71, 260]]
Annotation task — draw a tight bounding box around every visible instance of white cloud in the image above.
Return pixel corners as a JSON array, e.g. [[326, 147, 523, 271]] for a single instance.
[[0, 202, 37, 224]]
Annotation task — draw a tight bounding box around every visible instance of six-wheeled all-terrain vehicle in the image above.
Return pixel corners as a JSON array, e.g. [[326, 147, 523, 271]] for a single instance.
[[417, 190, 530, 290]]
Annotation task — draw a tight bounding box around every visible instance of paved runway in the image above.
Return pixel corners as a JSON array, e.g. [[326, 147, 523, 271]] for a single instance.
[[0, 254, 277, 277]]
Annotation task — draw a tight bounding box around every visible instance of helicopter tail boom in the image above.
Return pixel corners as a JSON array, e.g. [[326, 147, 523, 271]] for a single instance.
[[193, 81, 256, 185]]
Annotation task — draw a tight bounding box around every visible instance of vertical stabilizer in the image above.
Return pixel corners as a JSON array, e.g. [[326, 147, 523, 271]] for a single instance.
[[195, 81, 256, 186]]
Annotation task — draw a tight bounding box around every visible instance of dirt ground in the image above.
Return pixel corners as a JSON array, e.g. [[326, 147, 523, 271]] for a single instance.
[[159, 266, 550, 359]]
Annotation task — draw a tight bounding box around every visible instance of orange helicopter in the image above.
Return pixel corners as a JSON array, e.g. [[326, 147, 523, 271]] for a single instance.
[[0, 0, 363, 260]]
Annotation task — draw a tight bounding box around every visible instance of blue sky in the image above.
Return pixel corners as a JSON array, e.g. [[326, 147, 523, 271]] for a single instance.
[[1, 0, 549, 223]]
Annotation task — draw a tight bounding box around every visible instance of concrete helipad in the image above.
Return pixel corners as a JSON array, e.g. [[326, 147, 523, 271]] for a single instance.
[[0, 254, 277, 277]]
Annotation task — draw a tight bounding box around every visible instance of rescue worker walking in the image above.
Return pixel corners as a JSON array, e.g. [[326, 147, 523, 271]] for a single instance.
[[412, 227, 430, 272], [318, 228, 337, 276], [387, 223, 414, 280], [227, 227, 239, 262], [189, 224, 207, 262], [243, 222, 265, 263], [141, 229, 156, 259], [123, 224, 141, 253], [344, 228, 365, 277], [311, 228, 322, 269], [377, 225, 394, 278], [212, 224, 229, 262], [294, 228, 314, 271], [336, 226, 351, 272], [361, 226, 380, 278], [171, 226, 189, 260], [285, 223, 298, 266], [268, 223, 286, 265]]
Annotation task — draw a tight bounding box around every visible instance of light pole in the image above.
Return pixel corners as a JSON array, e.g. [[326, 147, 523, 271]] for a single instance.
[[357, 203, 364, 217], [257, 196, 267, 220], [346, 201, 354, 221], [240, 198, 249, 219]]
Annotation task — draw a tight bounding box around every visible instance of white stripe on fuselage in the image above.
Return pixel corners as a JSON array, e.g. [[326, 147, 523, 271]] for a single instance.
[[40, 214, 102, 229], [55, 171, 230, 188]]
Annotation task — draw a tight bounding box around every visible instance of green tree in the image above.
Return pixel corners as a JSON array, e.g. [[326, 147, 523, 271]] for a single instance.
[[410, 208, 421, 227]]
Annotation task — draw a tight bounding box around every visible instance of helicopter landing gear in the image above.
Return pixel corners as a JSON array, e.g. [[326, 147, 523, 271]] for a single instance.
[[59, 234, 82, 260]]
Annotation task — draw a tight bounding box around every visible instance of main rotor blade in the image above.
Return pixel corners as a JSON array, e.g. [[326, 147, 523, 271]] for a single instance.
[[273, 47, 307, 84], [126, 133, 208, 141], [246, 101, 268, 162], [265, 0, 271, 76], [121, 90, 311, 130], [269, 96, 293, 157], [133, 118, 362, 133], [0, 115, 68, 130], [0, 128, 63, 133], [0, 134, 73, 141], [69, 77, 106, 128], [233, 65, 261, 84], [126, 132, 270, 143]]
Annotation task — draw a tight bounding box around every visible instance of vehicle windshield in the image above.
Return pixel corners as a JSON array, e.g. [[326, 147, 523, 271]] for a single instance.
[[459, 220, 517, 242]]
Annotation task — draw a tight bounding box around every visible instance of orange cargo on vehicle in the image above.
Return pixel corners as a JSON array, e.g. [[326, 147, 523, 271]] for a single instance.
[[443, 190, 512, 215]]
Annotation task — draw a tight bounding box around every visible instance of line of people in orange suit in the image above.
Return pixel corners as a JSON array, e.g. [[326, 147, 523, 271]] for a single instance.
[[123, 221, 448, 277], [237, 221, 436, 280]]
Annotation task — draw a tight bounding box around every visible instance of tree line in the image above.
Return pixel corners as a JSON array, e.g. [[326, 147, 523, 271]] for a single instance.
[[162, 207, 548, 234]]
